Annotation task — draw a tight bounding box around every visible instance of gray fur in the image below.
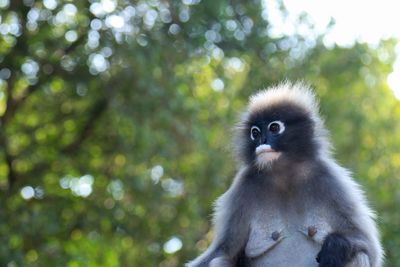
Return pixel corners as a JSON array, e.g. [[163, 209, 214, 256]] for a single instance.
[[187, 83, 383, 267]]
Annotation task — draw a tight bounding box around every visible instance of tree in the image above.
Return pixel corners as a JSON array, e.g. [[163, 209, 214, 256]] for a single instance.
[[0, 0, 399, 266]]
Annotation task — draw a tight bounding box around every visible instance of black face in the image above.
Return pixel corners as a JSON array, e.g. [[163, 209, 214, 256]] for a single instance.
[[241, 103, 317, 165]]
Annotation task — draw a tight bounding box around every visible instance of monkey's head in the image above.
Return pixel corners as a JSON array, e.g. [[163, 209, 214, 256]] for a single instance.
[[234, 82, 328, 170]]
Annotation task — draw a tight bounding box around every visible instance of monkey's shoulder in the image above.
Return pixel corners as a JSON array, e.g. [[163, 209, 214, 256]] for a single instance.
[[228, 161, 352, 199], [224, 161, 365, 223]]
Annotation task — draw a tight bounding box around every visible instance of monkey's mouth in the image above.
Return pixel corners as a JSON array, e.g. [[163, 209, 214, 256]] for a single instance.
[[255, 144, 276, 155], [255, 144, 281, 166]]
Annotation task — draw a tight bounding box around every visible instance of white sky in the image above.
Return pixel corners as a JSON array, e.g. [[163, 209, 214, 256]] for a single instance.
[[265, 0, 400, 99]]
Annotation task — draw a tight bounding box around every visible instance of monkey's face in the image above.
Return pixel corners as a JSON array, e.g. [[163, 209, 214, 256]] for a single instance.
[[241, 103, 316, 169]]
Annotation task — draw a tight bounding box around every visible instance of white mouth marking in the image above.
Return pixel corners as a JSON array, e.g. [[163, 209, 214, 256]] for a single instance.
[[255, 144, 281, 169], [255, 144, 275, 155]]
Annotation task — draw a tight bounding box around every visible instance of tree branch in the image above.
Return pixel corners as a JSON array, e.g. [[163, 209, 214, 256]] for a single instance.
[[62, 97, 109, 154], [1, 79, 43, 124], [0, 126, 16, 192]]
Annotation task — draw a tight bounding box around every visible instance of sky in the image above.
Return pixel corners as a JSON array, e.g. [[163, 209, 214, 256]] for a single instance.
[[265, 0, 400, 99]]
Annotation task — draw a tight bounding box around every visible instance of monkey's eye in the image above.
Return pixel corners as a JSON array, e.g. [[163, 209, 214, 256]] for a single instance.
[[250, 126, 261, 141], [268, 121, 285, 134]]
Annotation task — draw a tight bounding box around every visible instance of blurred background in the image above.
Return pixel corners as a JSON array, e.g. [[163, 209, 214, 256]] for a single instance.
[[0, 0, 399, 266]]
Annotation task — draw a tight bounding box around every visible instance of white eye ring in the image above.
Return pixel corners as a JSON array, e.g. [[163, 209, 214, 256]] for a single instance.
[[268, 121, 285, 134], [250, 126, 261, 141]]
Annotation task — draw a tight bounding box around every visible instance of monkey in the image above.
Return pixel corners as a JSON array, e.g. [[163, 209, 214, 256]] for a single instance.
[[187, 82, 383, 267]]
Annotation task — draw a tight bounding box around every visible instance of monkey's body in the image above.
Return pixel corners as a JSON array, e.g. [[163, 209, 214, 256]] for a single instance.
[[214, 161, 371, 267], [236, 168, 327, 267], [188, 83, 383, 267]]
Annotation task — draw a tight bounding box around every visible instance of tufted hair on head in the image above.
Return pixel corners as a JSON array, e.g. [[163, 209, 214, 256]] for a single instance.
[[248, 81, 319, 120]]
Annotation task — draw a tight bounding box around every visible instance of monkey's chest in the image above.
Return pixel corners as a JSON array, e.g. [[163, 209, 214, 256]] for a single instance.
[[244, 212, 332, 267]]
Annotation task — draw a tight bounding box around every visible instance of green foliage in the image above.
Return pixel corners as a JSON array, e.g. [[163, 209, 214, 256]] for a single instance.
[[0, 0, 399, 266]]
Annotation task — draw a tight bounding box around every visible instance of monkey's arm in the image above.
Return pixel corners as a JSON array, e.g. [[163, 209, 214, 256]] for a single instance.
[[315, 197, 381, 266], [316, 232, 371, 267], [314, 162, 383, 267], [186, 189, 250, 267]]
